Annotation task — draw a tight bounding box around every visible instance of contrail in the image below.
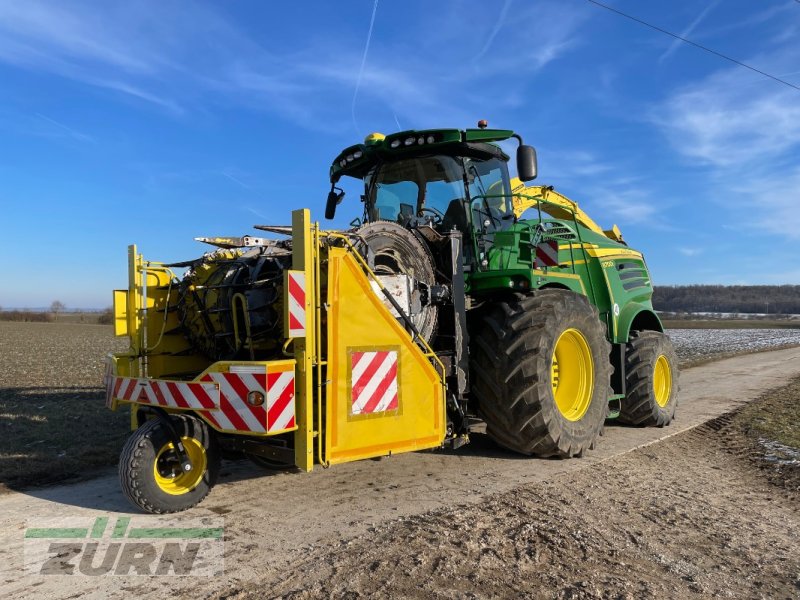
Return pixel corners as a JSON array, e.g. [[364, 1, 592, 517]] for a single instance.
[[474, 0, 512, 64], [352, 0, 380, 136], [660, 0, 719, 62]]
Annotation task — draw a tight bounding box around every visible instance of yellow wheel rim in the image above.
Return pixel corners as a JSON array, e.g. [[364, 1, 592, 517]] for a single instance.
[[653, 354, 672, 408], [551, 328, 594, 421], [153, 437, 207, 496]]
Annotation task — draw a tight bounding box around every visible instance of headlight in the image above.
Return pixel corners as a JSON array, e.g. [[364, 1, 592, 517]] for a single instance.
[[404, 137, 415, 146], [390, 139, 401, 148]]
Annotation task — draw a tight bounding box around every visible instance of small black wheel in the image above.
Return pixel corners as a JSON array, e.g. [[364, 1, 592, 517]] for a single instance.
[[119, 414, 220, 514], [619, 331, 679, 426]]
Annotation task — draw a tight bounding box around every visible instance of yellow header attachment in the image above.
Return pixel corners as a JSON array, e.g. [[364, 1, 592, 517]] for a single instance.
[[510, 178, 624, 243]]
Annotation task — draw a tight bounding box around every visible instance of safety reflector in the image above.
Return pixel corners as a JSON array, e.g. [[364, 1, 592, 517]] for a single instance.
[[534, 240, 559, 268], [350, 350, 399, 415], [287, 270, 306, 338]]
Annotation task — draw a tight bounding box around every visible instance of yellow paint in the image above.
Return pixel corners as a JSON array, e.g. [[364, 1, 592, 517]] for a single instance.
[[291, 209, 316, 472], [654, 354, 672, 408], [153, 436, 207, 495], [113, 290, 129, 337], [510, 180, 625, 243], [551, 328, 594, 421], [113, 359, 298, 436], [364, 132, 385, 144], [325, 247, 445, 464], [585, 248, 642, 260], [532, 269, 587, 295]]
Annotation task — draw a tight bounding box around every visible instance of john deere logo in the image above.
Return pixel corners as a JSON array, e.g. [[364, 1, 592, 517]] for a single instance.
[[24, 516, 224, 576]]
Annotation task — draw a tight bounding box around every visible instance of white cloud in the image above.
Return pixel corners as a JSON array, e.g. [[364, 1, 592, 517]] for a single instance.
[[654, 37, 800, 242], [654, 70, 800, 167], [0, 0, 585, 133]]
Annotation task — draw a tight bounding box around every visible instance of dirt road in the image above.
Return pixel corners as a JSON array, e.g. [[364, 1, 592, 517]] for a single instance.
[[2, 346, 800, 599]]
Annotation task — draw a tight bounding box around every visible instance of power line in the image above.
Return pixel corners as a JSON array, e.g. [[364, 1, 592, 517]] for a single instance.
[[584, 0, 800, 93]]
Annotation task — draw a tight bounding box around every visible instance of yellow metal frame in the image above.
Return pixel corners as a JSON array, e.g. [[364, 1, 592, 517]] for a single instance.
[[107, 358, 298, 437], [110, 209, 448, 474], [290, 209, 316, 471]]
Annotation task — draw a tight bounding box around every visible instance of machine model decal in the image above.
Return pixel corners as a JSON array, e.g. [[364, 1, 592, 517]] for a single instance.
[[350, 351, 399, 415]]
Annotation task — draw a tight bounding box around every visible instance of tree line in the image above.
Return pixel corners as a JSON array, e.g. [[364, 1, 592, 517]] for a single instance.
[[653, 285, 800, 315]]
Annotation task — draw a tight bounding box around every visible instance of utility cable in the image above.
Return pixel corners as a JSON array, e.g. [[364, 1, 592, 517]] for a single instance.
[[585, 0, 800, 93]]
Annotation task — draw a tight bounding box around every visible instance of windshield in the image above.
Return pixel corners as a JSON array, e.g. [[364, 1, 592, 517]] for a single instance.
[[366, 155, 512, 231]]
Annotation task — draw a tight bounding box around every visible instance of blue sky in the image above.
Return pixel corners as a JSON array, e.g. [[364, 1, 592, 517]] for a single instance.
[[1, 0, 799, 308]]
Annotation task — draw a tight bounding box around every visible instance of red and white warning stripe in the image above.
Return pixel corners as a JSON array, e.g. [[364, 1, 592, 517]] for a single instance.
[[534, 240, 559, 268], [351, 350, 399, 415], [109, 366, 296, 435], [267, 367, 296, 431], [109, 376, 219, 410], [287, 271, 306, 338], [200, 371, 267, 433]]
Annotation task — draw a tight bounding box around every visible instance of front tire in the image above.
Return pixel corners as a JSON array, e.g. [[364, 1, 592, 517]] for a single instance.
[[470, 290, 611, 457], [119, 414, 220, 514], [619, 331, 679, 426]]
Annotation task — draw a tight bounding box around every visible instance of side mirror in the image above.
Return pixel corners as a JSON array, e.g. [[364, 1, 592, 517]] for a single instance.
[[517, 145, 538, 182], [325, 187, 345, 219]]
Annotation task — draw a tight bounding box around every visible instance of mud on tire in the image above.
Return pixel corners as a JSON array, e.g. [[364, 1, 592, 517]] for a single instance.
[[470, 289, 611, 457], [119, 414, 220, 514], [619, 330, 679, 427]]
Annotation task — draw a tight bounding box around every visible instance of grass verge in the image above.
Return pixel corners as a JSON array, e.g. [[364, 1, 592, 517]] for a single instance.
[[729, 375, 800, 492]]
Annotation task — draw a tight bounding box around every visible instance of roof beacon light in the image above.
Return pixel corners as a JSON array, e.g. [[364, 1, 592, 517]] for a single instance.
[[478, 119, 488, 129]]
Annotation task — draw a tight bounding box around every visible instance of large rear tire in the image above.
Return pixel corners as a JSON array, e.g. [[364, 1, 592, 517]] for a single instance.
[[119, 414, 220, 514], [470, 289, 611, 457], [619, 331, 679, 426]]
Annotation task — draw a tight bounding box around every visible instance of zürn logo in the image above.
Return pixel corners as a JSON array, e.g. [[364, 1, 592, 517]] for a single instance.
[[24, 516, 224, 576]]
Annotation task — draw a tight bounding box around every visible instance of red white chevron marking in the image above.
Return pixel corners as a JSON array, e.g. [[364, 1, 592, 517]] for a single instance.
[[108, 376, 218, 410], [351, 351, 398, 415], [287, 271, 306, 338], [201, 372, 267, 433], [534, 240, 559, 268], [109, 366, 297, 434], [267, 369, 296, 431]]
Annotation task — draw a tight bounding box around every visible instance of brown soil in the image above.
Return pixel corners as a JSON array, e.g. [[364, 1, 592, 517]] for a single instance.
[[229, 391, 800, 600]]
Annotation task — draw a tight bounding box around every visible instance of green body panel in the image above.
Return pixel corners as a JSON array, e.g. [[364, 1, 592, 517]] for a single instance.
[[330, 126, 662, 345], [473, 217, 661, 344]]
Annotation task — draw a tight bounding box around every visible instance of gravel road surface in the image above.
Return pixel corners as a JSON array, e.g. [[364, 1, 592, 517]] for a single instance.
[[1, 346, 799, 599]]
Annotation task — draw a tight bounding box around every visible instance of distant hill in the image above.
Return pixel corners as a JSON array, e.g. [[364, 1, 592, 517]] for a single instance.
[[653, 285, 800, 315]]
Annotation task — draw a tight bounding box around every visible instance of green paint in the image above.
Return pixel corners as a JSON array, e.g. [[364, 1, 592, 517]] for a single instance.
[[24, 528, 88, 538], [91, 517, 109, 538], [112, 517, 130, 538], [127, 527, 223, 539]]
